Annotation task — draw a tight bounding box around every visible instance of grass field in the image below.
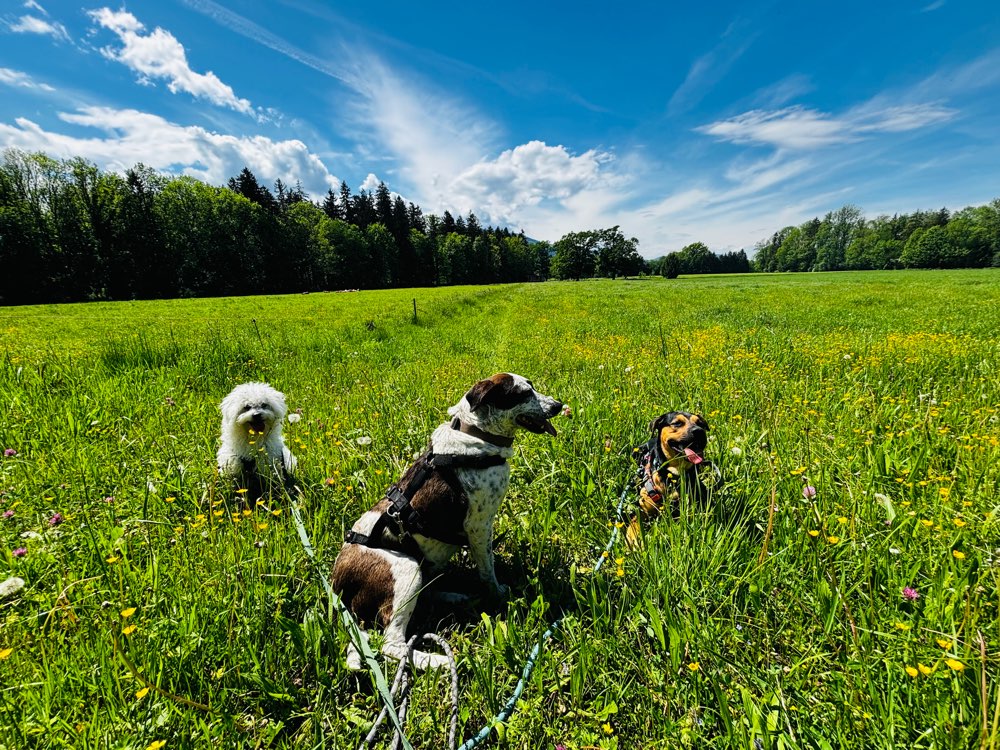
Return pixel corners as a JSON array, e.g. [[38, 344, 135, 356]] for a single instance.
[[2, 270, 999, 749]]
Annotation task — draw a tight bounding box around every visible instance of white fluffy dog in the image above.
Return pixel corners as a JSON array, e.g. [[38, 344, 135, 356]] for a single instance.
[[217, 382, 297, 492]]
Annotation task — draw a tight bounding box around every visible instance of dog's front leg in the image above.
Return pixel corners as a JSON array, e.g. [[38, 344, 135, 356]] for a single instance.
[[464, 503, 508, 598]]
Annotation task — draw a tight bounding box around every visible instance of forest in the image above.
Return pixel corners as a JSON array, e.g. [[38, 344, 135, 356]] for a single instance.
[[0, 148, 997, 304]]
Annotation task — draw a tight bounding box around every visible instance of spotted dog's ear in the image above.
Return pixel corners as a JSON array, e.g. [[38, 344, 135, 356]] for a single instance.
[[648, 412, 678, 437], [465, 373, 532, 412]]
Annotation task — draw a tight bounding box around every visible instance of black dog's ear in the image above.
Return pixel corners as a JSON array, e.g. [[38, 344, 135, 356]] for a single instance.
[[465, 375, 514, 412], [694, 414, 710, 432], [648, 412, 676, 436]]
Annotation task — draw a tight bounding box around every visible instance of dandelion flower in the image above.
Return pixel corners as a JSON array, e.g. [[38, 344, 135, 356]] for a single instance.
[[271, 509, 282, 516], [837, 516, 848, 524], [235, 488, 248, 495], [807, 530, 820, 538], [122, 625, 137, 636], [687, 661, 700, 671], [120, 607, 136, 618], [894, 622, 911, 631], [945, 658, 965, 672], [952, 550, 965, 560], [826, 535, 840, 544], [105, 555, 120, 563], [904, 666, 919, 678], [602, 722, 614, 735], [147, 741, 166, 750], [136, 687, 150, 700], [953, 518, 966, 527], [918, 663, 934, 676], [936, 638, 952, 649], [0, 647, 12, 660], [902, 587, 920, 601], [256, 523, 268, 531], [616, 568, 625, 577], [356, 436, 372, 446]]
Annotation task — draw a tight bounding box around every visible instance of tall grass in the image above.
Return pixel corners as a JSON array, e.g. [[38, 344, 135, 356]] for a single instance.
[[1, 270, 998, 749]]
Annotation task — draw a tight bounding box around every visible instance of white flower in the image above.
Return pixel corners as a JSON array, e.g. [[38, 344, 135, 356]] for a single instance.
[[730, 447, 743, 457], [624, 366, 634, 372], [287, 413, 302, 424], [20, 531, 41, 540], [0, 576, 25, 599], [889, 547, 901, 555], [356, 436, 372, 446]]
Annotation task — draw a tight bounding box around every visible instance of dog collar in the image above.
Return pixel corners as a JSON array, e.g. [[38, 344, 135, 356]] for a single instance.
[[450, 417, 514, 448]]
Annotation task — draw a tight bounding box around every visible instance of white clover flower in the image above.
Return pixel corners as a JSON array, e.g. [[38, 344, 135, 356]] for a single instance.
[[356, 436, 373, 446]]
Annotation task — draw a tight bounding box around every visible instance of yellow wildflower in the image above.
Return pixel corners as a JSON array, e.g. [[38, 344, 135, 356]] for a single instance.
[[808, 530, 820, 538], [122, 625, 137, 636], [918, 663, 934, 676], [945, 659, 965, 672], [136, 687, 150, 700], [687, 661, 700, 671], [0, 648, 12, 660], [936, 638, 952, 649], [904, 666, 918, 678], [120, 607, 136, 618], [952, 550, 965, 560]]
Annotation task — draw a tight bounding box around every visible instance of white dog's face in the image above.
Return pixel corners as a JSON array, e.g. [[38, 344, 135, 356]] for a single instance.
[[457, 373, 563, 436], [220, 382, 287, 436]]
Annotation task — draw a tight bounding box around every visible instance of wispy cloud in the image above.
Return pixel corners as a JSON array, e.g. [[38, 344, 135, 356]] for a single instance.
[[751, 74, 814, 108], [87, 8, 253, 115], [697, 102, 956, 149], [667, 20, 757, 117], [7, 14, 69, 41], [921, 0, 946, 11], [0, 107, 340, 194], [0, 67, 55, 92]]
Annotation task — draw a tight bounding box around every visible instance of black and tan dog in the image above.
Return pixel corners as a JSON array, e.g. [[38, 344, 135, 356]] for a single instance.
[[626, 411, 711, 546]]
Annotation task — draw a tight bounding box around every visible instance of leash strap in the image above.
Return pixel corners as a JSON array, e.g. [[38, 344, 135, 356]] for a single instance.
[[289, 492, 415, 750]]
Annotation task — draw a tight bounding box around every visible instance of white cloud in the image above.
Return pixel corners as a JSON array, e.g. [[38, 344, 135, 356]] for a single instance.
[[23, 1, 47, 14], [448, 141, 614, 224], [8, 14, 69, 40], [0, 67, 55, 92], [88, 8, 253, 115], [0, 107, 339, 195], [698, 103, 956, 150]]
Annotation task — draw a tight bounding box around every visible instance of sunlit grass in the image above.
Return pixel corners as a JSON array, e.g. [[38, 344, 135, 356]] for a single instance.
[[1, 270, 999, 749]]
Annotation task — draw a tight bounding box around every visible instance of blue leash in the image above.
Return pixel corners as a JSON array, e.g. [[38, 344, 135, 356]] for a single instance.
[[457, 479, 632, 749]]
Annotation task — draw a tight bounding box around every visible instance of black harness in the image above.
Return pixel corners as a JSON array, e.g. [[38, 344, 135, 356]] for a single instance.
[[633, 434, 676, 505], [344, 420, 509, 555]]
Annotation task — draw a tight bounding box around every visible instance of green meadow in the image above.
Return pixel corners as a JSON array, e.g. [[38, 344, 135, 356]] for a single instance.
[[1, 269, 999, 749]]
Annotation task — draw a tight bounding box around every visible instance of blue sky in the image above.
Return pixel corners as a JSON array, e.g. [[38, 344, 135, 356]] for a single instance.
[[2, 1, 998, 255]]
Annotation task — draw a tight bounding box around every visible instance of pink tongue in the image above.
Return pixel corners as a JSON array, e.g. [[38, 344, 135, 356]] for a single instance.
[[684, 447, 703, 464]]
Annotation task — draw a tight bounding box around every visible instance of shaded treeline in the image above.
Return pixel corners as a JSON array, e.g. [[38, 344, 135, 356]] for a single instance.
[[0, 150, 557, 304]]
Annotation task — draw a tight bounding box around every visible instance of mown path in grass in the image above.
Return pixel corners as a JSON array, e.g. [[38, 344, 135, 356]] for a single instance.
[[1, 270, 999, 749]]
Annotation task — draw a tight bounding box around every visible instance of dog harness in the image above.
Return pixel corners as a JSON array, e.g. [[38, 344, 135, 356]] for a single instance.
[[343, 419, 509, 555], [633, 435, 676, 506]]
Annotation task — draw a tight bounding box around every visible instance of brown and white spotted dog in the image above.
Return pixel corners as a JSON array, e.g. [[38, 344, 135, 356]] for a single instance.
[[626, 411, 710, 547], [331, 373, 562, 670]]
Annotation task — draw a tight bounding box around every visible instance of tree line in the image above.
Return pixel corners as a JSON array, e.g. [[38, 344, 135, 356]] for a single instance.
[[3, 148, 999, 305], [751, 202, 1000, 273]]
